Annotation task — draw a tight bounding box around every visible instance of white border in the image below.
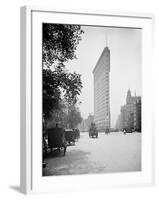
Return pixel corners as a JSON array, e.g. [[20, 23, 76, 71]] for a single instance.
[[20, 6, 154, 194]]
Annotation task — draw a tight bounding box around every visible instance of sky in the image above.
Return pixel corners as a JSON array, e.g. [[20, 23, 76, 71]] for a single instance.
[[66, 26, 142, 128]]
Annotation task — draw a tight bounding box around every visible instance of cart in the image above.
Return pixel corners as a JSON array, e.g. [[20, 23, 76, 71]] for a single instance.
[[47, 127, 67, 156], [65, 129, 75, 145], [89, 123, 98, 138]]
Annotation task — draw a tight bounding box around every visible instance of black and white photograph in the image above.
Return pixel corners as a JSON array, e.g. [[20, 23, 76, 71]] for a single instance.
[[42, 23, 142, 176]]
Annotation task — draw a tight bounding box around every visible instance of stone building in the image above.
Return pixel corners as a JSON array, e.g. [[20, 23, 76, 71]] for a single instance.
[[116, 90, 141, 132], [93, 46, 111, 131]]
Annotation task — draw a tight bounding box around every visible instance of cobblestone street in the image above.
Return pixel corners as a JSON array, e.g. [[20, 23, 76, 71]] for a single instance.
[[43, 132, 141, 176]]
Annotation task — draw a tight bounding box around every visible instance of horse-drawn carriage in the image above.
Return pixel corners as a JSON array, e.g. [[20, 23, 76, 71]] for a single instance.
[[65, 129, 76, 145], [43, 126, 81, 157], [47, 127, 67, 156]]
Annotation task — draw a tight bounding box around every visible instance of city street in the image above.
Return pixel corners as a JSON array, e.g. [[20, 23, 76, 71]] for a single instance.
[[43, 132, 141, 176]]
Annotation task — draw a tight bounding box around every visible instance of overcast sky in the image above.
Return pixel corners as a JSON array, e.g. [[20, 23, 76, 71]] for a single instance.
[[66, 26, 141, 128]]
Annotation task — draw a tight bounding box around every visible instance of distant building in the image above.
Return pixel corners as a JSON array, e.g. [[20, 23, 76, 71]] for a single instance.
[[93, 46, 111, 131], [87, 114, 94, 128], [116, 90, 141, 132], [78, 120, 87, 132], [78, 114, 94, 132]]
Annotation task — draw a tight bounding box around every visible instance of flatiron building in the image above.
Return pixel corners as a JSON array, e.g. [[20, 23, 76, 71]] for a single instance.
[[93, 46, 111, 131]]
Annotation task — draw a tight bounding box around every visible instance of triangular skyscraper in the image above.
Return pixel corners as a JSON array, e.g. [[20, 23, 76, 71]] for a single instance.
[[93, 44, 111, 131]]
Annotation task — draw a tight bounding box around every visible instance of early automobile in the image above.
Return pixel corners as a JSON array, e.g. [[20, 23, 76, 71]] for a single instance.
[[47, 127, 67, 156], [89, 123, 98, 138], [65, 129, 76, 145]]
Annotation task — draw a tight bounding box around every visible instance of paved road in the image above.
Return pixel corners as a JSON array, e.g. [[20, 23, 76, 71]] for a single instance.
[[43, 132, 141, 176]]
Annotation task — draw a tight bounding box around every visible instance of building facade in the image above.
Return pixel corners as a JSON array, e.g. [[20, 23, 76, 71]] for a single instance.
[[93, 46, 111, 131], [116, 90, 141, 132]]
